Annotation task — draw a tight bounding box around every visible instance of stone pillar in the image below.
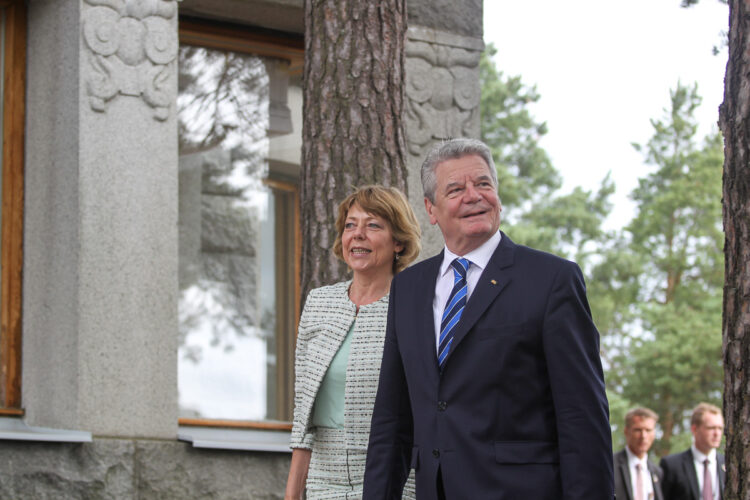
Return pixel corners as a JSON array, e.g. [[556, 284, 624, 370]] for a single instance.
[[23, 0, 179, 438], [403, 26, 484, 258]]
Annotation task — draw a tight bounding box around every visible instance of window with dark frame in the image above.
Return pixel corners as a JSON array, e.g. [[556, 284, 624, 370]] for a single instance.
[[176, 18, 302, 428], [0, 0, 26, 416]]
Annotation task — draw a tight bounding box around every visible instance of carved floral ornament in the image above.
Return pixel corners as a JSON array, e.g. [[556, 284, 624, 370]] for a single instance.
[[83, 0, 181, 121], [404, 40, 482, 155]]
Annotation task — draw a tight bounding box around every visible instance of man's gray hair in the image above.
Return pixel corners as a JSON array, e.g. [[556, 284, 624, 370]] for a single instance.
[[420, 138, 498, 202]]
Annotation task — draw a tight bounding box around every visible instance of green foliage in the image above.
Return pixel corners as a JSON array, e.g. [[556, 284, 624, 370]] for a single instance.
[[608, 389, 636, 452], [618, 82, 724, 454], [480, 44, 612, 260], [480, 44, 560, 212], [629, 84, 723, 305], [480, 47, 723, 457], [515, 178, 615, 262]]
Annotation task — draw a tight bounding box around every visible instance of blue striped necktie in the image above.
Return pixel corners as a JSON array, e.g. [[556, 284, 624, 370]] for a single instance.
[[438, 257, 470, 367]]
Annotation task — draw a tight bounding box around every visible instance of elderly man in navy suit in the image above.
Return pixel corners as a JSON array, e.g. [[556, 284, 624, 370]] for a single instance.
[[362, 138, 613, 499]]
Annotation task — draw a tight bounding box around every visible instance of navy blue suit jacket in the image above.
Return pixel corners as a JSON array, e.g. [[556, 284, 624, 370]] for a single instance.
[[363, 233, 613, 499]]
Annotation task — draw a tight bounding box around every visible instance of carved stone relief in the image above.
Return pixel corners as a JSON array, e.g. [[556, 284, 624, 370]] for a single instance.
[[404, 33, 482, 156], [82, 0, 180, 121]]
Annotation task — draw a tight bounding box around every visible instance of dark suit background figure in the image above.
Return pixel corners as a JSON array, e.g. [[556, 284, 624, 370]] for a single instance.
[[614, 449, 664, 500], [660, 449, 725, 500], [615, 407, 663, 500], [660, 403, 725, 500], [362, 139, 613, 500]]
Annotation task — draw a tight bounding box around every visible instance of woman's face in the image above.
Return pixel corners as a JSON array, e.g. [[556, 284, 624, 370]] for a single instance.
[[341, 203, 403, 279]]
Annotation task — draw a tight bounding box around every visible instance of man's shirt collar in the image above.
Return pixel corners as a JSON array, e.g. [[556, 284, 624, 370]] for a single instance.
[[691, 444, 717, 464], [625, 446, 649, 468], [440, 231, 502, 277]]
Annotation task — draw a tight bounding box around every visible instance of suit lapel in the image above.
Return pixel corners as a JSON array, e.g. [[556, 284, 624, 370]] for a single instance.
[[617, 451, 634, 500], [415, 253, 443, 377], [717, 454, 725, 497], [684, 450, 701, 500], [439, 233, 514, 368], [648, 460, 663, 500]]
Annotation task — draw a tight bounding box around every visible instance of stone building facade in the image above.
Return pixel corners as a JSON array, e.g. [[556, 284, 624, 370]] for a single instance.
[[0, 0, 483, 497]]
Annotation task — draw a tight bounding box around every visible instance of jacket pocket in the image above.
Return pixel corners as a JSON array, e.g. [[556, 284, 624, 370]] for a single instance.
[[410, 446, 419, 470], [493, 441, 559, 464]]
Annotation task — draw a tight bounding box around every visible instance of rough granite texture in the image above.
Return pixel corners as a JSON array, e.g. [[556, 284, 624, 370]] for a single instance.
[[408, 0, 483, 38], [0, 439, 291, 499]]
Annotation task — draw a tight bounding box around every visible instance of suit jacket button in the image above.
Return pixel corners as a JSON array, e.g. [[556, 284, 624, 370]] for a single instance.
[[432, 449, 440, 458], [437, 401, 447, 411]]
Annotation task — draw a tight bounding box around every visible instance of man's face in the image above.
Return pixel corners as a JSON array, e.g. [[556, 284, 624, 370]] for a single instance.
[[624, 416, 656, 459], [424, 155, 502, 255], [692, 412, 724, 454]]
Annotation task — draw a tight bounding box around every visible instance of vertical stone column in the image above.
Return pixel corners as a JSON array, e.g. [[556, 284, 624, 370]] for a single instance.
[[403, 27, 484, 258], [23, 0, 179, 438]]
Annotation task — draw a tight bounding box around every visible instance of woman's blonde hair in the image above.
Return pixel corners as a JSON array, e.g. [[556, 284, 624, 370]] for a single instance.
[[333, 185, 421, 274]]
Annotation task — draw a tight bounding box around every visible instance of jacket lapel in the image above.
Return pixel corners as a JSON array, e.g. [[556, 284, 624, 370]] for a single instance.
[[685, 450, 701, 500], [308, 284, 354, 397], [617, 451, 634, 500], [414, 253, 443, 377], [439, 233, 514, 368], [718, 453, 725, 497], [648, 460, 663, 500]]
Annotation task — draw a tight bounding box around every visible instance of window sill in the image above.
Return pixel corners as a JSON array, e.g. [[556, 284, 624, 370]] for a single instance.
[[178, 424, 291, 453], [0, 416, 92, 443]]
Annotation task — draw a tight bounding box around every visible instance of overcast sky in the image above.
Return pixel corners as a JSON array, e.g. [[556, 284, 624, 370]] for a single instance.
[[482, 1, 729, 227]]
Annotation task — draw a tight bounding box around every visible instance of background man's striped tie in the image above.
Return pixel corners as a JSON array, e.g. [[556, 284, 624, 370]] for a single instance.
[[438, 257, 470, 367]]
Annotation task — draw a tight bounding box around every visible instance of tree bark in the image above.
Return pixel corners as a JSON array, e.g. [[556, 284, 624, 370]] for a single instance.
[[719, 1, 750, 498], [300, 0, 408, 301]]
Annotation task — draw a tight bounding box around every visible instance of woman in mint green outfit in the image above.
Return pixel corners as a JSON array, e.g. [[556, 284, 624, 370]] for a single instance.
[[285, 186, 420, 500]]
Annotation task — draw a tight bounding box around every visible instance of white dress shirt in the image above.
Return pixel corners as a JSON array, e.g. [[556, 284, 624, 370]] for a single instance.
[[692, 445, 719, 500], [625, 446, 655, 500], [433, 231, 502, 351]]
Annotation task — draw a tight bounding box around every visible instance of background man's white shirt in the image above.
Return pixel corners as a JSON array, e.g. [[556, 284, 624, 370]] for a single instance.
[[626, 446, 655, 500], [692, 444, 719, 500]]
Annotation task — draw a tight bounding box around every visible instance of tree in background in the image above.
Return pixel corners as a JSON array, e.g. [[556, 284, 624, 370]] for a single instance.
[[479, 44, 614, 263], [301, 0, 408, 301], [680, 0, 749, 494], [718, 0, 750, 496], [481, 45, 725, 456], [480, 44, 559, 211], [481, 43, 629, 446], [609, 84, 724, 454]]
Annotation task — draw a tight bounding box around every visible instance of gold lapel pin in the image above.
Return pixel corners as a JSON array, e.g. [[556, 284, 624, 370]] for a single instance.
[[490, 279, 497, 285]]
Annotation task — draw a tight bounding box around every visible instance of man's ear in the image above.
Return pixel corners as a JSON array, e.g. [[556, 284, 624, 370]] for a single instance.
[[424, 197, 438, 225]]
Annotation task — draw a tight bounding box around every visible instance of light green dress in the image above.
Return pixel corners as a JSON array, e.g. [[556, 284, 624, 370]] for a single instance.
[[289, 281, 416, 499]]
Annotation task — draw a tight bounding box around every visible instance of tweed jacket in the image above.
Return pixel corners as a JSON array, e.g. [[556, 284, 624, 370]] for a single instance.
[[290, 280, 389, 451]]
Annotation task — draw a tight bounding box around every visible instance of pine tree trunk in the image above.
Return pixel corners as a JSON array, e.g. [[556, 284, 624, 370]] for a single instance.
[[719, 2, 750, 498], [300, 0, 408, 302]]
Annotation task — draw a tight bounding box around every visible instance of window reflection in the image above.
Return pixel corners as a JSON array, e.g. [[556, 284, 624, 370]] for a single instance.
[[177, 45, 296, 421]]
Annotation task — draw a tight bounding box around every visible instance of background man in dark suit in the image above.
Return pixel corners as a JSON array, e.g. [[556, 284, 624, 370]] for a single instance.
[[362, 138, 613, 499], [614, 407, 664, 500], [660, 402, 725, 500]]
